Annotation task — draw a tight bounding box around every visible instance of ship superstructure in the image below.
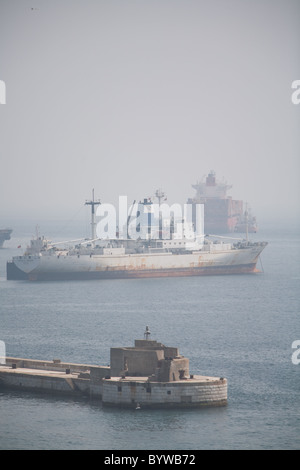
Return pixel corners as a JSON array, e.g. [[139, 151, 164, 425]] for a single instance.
[[0, 229, 12, 248], [188, 171, 257, 234]]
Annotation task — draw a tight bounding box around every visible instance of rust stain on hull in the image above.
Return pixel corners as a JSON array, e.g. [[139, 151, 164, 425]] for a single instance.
[[27, 263, 258, 281]]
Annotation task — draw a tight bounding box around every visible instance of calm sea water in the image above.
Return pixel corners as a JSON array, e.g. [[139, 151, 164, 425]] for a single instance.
[[0, 220, 299, 450]]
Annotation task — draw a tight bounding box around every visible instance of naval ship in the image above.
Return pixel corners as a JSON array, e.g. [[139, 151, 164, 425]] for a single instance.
[[7, 193, 267, 281], [0, 229, 12, 248]]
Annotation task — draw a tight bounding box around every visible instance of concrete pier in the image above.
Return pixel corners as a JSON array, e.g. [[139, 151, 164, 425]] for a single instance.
[[0, 333, 228, 408], [102, 376, 227, 408], [0, 357, 109, 397]]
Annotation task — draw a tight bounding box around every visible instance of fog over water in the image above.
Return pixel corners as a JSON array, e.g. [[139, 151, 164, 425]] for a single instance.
[[0, 0, 299, 229], [0, 1, 300, 451]]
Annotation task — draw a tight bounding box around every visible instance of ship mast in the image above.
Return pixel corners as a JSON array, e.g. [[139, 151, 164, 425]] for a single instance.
[[155, 189, 166, 239], [155, 188, 165, 206], [85, 189, 101, 241]]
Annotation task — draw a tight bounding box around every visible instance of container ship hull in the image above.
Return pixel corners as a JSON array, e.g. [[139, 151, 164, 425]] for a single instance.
[[9, 244, 266, 281]]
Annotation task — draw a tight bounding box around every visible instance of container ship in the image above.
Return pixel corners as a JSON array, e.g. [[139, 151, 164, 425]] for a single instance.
[[187, 171, 258, 234], [6, 194, 267, 281], [0, 229, 12, 248]]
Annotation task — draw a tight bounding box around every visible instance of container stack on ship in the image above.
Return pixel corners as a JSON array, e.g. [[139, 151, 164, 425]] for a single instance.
[[187, 171, 258, 234]]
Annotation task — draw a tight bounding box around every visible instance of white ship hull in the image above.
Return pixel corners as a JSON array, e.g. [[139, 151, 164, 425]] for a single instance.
[[12, 243, 266, 281]]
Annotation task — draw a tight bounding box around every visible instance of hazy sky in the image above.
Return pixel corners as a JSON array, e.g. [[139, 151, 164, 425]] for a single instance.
[[0, 0, 299, 225]]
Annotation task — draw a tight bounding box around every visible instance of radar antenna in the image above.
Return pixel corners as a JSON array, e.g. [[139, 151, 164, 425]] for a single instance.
[[154, 188, 166, 206]]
